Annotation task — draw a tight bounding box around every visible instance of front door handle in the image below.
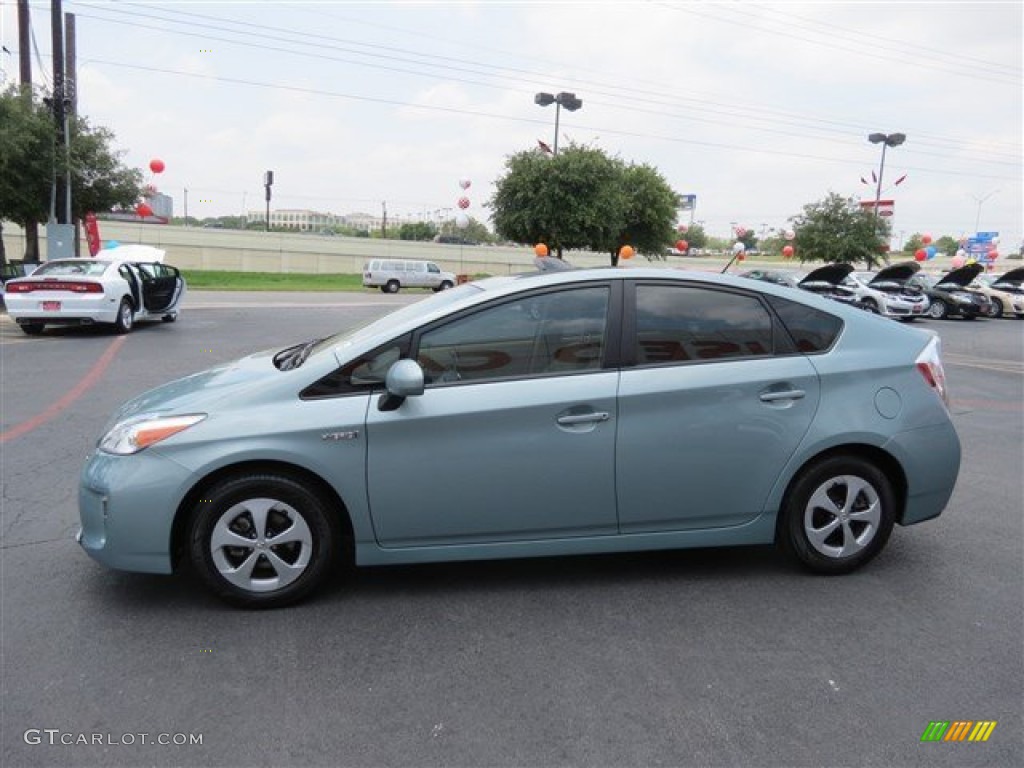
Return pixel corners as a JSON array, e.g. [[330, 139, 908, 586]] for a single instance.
[[556, 412, 610, 426], [759, 389, 806, 402]]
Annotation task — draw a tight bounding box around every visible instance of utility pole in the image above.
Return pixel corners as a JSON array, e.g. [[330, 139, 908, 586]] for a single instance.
[[17, 0, 42, 262], [65, 12, 77, 254], [381, 200, 387, 239]]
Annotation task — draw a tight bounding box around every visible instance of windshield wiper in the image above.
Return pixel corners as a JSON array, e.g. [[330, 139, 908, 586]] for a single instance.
[[274, 338, 323, 371]]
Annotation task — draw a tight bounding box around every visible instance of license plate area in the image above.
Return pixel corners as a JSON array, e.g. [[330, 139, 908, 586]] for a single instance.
[[41, 301, 61, 311]]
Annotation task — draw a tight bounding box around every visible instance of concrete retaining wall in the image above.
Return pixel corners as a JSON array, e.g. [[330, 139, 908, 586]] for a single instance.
[[2, 222, 639, 275]]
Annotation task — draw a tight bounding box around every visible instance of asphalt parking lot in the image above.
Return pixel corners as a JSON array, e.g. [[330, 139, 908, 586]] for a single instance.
[[1, 293, 1022, 768]]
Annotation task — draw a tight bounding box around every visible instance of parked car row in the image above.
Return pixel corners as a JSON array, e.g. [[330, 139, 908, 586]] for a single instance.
[[740, 263, 1024, 321]]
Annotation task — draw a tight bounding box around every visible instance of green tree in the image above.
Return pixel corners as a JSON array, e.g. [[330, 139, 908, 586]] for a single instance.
[[398, 221, 438, 241], [490, 144, 623, 259], [67, 115, 144, 222], [603, 164, 678, 265], [935, 235, 958, 256], [904, 233, 925, 254], [789, 192, 890, 268], [0, 86, 143, 264], [680, 223, 707, 250], [0, 86, 54, 266]]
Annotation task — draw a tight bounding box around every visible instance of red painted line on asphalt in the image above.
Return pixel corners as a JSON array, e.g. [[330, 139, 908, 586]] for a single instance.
[[0, 336, 127, 444]]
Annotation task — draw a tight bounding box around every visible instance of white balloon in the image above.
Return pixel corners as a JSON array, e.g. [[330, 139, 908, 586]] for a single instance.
[[955, 249, 967, 259], [455, 213, 470, 229], [459, 178, 472, 190], [784, 229, 796, 240], [991, 236, 1000, 245], [732, 241, 746, 254]]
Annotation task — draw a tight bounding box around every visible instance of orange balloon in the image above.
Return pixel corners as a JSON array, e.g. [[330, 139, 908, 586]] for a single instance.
[[619, 245, 635, 260], [534, 243, 549, 257]]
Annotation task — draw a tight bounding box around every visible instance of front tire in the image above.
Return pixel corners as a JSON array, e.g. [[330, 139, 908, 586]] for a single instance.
[[862, 298, 879, 314], [987, 300, 1004, 319], [113, 298, 134, 334], [385, 280, 400, 294], [778, 456, 896, 575], [927, 299, 948, 319], [188, 474, 339, 608]]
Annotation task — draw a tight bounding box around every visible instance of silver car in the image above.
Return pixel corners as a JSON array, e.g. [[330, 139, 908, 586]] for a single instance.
[[78, 268, 961, 607], [843, 263, 930, 320]]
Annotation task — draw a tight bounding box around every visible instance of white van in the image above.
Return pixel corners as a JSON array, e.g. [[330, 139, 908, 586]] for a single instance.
[[362, 259, 457, 293]]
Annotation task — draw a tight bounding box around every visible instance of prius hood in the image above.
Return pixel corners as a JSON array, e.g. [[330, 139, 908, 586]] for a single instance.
[[870, 262, 920, 284], [108, 348, 283, 425], [800, 263, 854, 286]]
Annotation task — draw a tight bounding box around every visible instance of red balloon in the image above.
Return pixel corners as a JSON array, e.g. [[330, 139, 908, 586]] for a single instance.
[[782, 245, 794, 258], [921, 233, 933, 245], [914, 249, 927, 262], [987, 249, 999, 259], [136, 202, 154, 217], [149, 158, 165, 174], [736, 253, 745, 262], [675, 239, 688, 251], [457, 197, 470, 210]]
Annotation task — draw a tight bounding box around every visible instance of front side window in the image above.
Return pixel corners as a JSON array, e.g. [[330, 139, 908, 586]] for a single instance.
[[301, 340, 408, 399], [634, 284, 774, 364], [416, 286, 610, 385]]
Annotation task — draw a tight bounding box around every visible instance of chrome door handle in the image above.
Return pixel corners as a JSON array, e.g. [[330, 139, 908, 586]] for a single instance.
[[759, 390, 806, 402], [557, 412, 610, 426]]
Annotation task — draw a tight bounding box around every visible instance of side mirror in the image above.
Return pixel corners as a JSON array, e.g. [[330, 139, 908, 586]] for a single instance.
[[378, 359, 425, 411]]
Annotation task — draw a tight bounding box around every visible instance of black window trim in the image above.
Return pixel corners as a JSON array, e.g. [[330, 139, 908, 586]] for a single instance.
[[299, 333, 412, 400]]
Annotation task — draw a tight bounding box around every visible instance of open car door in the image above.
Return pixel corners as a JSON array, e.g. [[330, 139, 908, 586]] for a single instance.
[[139, 263, 185, 313]]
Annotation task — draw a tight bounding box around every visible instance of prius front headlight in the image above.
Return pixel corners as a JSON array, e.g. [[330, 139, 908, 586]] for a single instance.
[[99, 414, 207, 455]]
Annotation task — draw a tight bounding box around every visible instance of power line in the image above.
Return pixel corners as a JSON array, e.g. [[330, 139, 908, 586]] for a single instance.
[[62, 3, 1022, 163], [84, 58, 1021, 183]]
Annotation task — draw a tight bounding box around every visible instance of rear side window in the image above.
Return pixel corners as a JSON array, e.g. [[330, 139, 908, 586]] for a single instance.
[[634, 284, 774, 364], [767, 295, 843, 353]]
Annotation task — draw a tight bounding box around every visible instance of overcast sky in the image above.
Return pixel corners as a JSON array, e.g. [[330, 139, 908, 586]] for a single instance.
[[2, 1, 1021, 249]]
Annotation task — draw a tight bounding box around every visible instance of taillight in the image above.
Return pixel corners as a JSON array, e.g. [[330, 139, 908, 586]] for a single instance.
[[5, 280, 102, 293], [916, 336, 949, 407]]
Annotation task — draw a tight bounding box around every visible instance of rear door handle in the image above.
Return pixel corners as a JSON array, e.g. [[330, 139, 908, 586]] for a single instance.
[[759, 390, 806, 402], [556, 412, 610, 426]]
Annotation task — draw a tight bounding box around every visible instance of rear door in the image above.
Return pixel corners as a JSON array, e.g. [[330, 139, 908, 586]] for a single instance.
[[615, 280, 820, 532]]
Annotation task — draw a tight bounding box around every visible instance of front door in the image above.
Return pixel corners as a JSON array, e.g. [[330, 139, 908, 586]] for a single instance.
[[365, 284, 619, 547]]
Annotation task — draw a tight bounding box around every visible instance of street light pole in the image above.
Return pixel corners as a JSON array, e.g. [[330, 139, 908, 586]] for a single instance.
[[971, 189, 999, 233], [867, 132, 905, 265], [534, 91, 583, 156]]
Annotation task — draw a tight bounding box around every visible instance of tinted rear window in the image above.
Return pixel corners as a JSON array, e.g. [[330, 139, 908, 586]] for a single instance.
[[767, 295, 843, 354]]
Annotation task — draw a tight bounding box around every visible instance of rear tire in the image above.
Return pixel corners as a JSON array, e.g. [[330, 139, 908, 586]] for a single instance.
[[162, 313, 178, 323], [778, 455, 896, 575], [385, 280, 400, 294], [19, 322, 45, 336], [113, 298, 134, 334], [188, 474, 339, 608], [987, 300, 1003, 319]]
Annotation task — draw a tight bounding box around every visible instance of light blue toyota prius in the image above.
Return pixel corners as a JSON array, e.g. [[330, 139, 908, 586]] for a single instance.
[[78, 268, 961, 607]]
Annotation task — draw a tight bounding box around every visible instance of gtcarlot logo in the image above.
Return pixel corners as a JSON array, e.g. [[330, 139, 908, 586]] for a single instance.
[[24, 729, 203, 747]]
